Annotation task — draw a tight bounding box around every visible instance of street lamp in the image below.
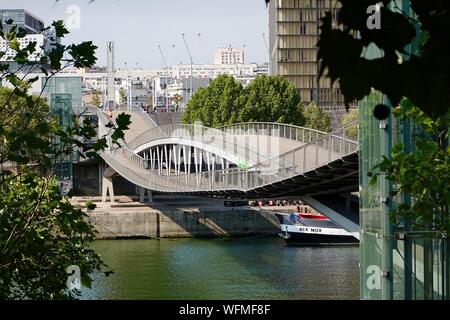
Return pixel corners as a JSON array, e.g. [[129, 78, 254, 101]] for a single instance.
[[158, 44, 175, 112], [124, 62, 132, 110], [236, 44, 246, 78], [181, 33, 201, 101]]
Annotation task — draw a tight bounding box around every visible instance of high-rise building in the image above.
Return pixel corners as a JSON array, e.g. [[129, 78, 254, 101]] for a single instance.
[[268, 0, 348, 112], [0, 9, 44, 34], [214, 47, 245, 65], [0, 33, 46, 62], [0, 9, 54, 70]]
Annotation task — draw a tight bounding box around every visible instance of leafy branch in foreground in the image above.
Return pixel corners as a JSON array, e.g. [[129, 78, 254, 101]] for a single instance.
[[0, 173, 102, 299], [369, 99, 450, 234], [317, 0, 450, 120], [0, 19, 130, 299]]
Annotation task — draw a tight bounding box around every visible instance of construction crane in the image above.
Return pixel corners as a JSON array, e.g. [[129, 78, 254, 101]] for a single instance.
[[181, 33, 201, 102], [262, 33, 279, 75]]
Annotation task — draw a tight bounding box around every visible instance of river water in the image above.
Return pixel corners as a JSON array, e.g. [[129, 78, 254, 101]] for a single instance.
[[80, 237, 360, 300]]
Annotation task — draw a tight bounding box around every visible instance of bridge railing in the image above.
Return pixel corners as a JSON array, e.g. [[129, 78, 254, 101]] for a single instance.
[[97, 110, 193, 191], [128, 123, 273, 165], [97, 105, 358, 193], [149, 120, 358, 192], [217, 122, 330, 145], [130, 106, 161, 131]]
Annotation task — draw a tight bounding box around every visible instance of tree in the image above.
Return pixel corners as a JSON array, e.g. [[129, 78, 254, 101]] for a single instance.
[[240, 75, 304, 126], [145, 96, 154, 110], [0, 19, 130, 299], [172, 93, 182, 107], [0, 172, 102, 299], [317, 1, 450, 234], [303, 102, 331, 132], [317, 0, 450, 120], [182, 74, 305, 127], [340, 108, 358, 140], [119, 87, 126, 106], [91, 93, 101, 107], [182, 75, 243, 127]]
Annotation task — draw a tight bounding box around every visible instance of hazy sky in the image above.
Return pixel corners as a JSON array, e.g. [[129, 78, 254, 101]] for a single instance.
[[0, 0, 269, 69]]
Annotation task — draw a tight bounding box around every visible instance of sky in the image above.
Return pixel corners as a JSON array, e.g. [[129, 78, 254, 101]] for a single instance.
[[0, 0, 269, 70]]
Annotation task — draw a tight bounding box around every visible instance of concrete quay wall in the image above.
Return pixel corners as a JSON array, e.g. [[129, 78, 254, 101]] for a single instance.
[[86, 203, 287, 239]]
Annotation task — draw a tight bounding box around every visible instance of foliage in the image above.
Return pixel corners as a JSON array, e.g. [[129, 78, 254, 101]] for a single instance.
[[91, 94, 101, 107], [172, 93, 182, 106], [119, 88, 126, 106], [182, 75, 243, 127], [0, 20, 130, 299], [370, 99, 450, 234], [0, 88, 53, 167], [303, 102, 331, 132], [85, 200, 97, 211], [317, 0, 450, 120], [0, 173, 102, 299], [145, 96, 153, 109], [340, 108, 359, 140], [182, 75, 304, 127], [240, 75, 304, 126]]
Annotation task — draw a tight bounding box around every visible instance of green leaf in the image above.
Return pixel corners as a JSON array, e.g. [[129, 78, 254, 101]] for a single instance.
[[52, 20, 69, 38]]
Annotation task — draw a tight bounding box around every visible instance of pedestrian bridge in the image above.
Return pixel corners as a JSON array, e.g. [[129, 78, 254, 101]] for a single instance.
[[94, 107, 360, 239]]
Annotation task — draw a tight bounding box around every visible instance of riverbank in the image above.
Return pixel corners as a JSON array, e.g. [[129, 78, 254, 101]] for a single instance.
[[72, 195, 294, 239]]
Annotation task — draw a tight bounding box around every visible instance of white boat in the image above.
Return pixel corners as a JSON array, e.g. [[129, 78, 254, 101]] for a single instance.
[[275, 212, 358, 245]]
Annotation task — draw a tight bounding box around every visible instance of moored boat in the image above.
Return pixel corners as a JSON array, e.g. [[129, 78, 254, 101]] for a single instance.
[[275, 212, 358, 245]]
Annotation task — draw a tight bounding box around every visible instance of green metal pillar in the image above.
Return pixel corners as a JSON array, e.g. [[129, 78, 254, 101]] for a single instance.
[[380, 118, 394, 299]]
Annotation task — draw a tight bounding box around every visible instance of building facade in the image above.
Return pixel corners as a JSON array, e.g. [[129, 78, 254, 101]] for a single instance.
[[41, 76, 83, 116], [214, 47, 245, 65], [0, 9, 44, 34], [268, 0, 347, 110], [0, 33, 46, 62], [170, 63, 261, 80], [40, 76, 83, 194], [167, 77, 211, 109], [359, 1, 449, 300], [0, 9, 55, 71]]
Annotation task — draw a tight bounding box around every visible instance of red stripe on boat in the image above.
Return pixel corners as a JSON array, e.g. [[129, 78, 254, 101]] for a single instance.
[[298, 213, 329, 220]]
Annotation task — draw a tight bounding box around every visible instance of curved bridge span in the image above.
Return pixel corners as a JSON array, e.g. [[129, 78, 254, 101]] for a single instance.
[[95, 107, 358, 198], [93, 107, 359, 239]]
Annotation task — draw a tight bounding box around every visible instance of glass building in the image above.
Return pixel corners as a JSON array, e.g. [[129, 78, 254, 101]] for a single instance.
[[42, 76, 83, 194], [42, 76, 83, 115], [359, 1, 449, 300], [0, 9, 44, 34]]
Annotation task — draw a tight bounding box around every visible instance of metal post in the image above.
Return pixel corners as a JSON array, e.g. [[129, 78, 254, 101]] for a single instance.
[[164, 146, 169, 176], [328, 136, 332, 162], [177, 145, 182, 176], [156, 147, 161, 175], [315, 139, 319, 167], [182, 34, 200, 101], [183, 146, 187, 174], [168, 146, 172, 177], [188, 147, 192, 175], [172, 145, 177, 177], [380, 119, 394, 300]]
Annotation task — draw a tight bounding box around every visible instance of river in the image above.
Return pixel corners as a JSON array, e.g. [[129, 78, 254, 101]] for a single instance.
[[80, 236, 359, 300]]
